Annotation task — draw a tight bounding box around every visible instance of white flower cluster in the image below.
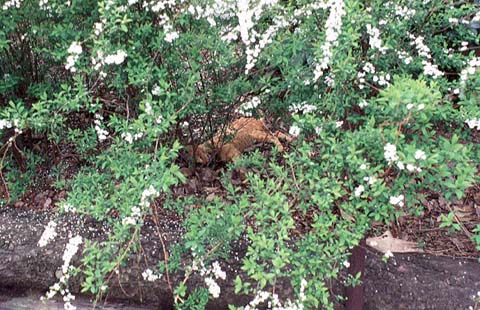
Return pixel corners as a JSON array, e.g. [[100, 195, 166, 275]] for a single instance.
[[244, 278, 307, 310], [202, 261, 227, 298], [354, 185, 365, 197], [121, 131, 143, 144], [90, 49, 127, 78], [357, 62, 390, 89], [152, 84, 161, 96], [389, 194, 404, 207], [396, 149, 426, 173], [385, 142, 427, 173], [460, 57, 480, 86], [38, 220, 58, 247], [245, 15, 289, 73], [93, 19, 106, 37], [396, 50, 413, 65], [313, 0, 346, 81], [366, 24, 388, 54], [122, 206, 142, 226], [473, 11, 480, 23], [186, 259, 227, 299], [465, 118, 480, 131], [137, 1, 180, 43], [409, 34, 443, 79], [406, 103, 425, 111], [42, 284, 76, 310], [187, 2, 235, 30], [384, 143, 399, 163], [140, 185, 159, 207], [65, 42, 82, 73], [393, 5, 416, 19], [62, 235, 83, 273], [142, 268, 162, 282], [62, 203, 76, 213], [42, 236, 82, 310], [359, 100, 368, 108], [289, 102, 317, 114], [459, 41, 469, 52], [141, 0, 176, 12], [104, 50, 127, 65], [39, 0, 48, 9], [2, 0, 21, 10], [122, 186, 158, 225], [94, 114, 109, 142], [0, 119, 13, 130], [354, 163, 378, 199], [237, 96, 261, 116], [289, 125, 301, 137], [163, 24, 179, 43]]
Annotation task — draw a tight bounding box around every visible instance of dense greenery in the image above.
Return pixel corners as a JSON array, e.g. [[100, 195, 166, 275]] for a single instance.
[[1, 0, 479, 309]]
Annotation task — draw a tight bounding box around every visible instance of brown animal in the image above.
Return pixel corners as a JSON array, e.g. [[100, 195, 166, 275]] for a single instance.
[[188, 118, 288, 164]]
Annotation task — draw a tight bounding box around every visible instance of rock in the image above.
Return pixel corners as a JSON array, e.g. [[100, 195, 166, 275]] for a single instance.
[[14, 201, 25, 208]]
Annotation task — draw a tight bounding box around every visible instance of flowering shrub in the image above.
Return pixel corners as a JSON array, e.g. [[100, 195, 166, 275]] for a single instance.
[[1, 0, 479, 309]]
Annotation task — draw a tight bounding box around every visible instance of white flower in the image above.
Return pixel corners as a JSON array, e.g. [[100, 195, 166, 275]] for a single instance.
[[104, 50, 127, 65], [142, 268, 161, 281], [145, 101, 152, 115], [384, 143, 399, 163], [165, 30, 179, 43], [414, 150, 426, 160], [343, 260, 350, 268], [152, 84, 161, 96], [406, 163, 416, 172], [211, 261, 226, 280], [384, 250, 394, 258], [205, 277, 221, 298], [122, 132, 134, 144], [406, 103, 414, 110], [417, 103, 425, 110], [359, 100, 368, 108], [465, 118, 480, 130], [354, 185, 365, 197], [0, 119, 12, 129], [61, 236, 82, 273], [289, 125, 301, 137], [360, 164, 367, 170], [62, 203, 76, 213], [122, 216, 136, 226], [38, 221, 58, 247], [335, 121, 343, 128], [396, 161, 405, 170], [389, 194, 404, 207], [67, 42, 82, 55], [94, 22, 103, 36]]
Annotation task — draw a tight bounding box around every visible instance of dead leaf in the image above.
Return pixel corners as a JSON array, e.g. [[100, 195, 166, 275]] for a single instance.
[[339, 209, 355, 222], [453, 204, 476, 222], [206, 193, 216, 201], [366, 230, 424, 254]]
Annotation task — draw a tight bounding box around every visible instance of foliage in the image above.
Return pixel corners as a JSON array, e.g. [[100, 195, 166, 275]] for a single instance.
[[1, 0, 479, 309]]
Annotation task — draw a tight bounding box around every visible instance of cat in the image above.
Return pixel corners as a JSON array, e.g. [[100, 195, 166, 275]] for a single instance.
[[187, 118, 289, 164]]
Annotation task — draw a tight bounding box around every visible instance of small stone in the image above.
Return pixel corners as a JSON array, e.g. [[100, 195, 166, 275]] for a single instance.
[[14, 201, 25, 208], [43, 198, 52, 209]]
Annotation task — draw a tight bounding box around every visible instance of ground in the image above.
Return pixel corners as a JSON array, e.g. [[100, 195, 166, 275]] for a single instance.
[[0, 129, 479, 309]]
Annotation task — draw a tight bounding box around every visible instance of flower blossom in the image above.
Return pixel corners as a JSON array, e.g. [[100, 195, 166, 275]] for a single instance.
[[38, 220, 58, 247], [384, 143, 399, 163]]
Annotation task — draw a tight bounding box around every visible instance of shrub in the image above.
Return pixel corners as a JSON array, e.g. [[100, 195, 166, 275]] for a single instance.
[[1, 0, 479, 309]]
